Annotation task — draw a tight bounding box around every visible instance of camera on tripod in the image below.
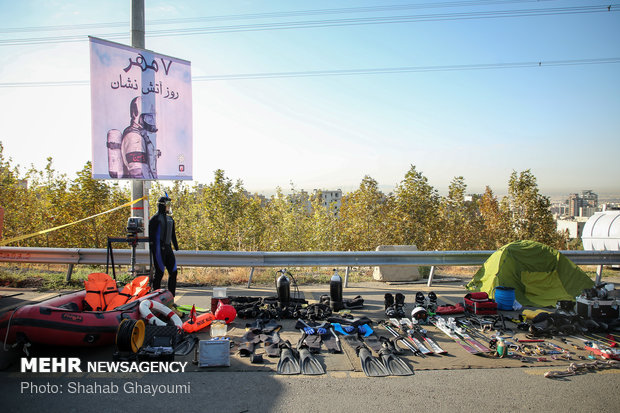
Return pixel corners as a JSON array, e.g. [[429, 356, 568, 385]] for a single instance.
[[126, 216, 144, 238]]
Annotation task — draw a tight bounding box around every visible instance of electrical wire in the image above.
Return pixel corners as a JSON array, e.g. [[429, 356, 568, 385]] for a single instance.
[[192, 58, 620, 81], [0, 4, 616, 46], [144, 5, 620, 38], [0, 0, 559, 34], [0, 57, 617, 88]]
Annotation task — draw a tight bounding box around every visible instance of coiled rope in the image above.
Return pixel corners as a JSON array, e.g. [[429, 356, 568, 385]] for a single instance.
[[116, 318, 146, 353]]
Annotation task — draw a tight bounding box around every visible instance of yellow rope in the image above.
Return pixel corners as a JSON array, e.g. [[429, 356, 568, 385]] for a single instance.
[[0, 196, 148, 246]]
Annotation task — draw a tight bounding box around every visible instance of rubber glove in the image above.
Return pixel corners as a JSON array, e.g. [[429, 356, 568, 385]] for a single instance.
[[332, 323, 349, 335], [358, 324, 374, 337]]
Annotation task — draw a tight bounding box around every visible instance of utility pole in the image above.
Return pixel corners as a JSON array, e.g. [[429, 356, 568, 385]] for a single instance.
[[130, 0, 149, 243]]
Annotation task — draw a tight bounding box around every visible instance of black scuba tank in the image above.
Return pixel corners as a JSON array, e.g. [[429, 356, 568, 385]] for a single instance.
[[330, 269, 343, 311], [277, 271, 290, 307]]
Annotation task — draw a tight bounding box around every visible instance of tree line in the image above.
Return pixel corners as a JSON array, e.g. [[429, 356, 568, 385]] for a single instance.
[[0, 142, 567, 251]]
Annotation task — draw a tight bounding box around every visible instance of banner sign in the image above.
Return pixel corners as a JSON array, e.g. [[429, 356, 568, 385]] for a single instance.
[[89, 37, 193, 180]]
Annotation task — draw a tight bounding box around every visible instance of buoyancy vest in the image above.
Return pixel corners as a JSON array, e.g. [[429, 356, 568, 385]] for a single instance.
[[106, 276, 151, 310], [84, 273, 119, 311]]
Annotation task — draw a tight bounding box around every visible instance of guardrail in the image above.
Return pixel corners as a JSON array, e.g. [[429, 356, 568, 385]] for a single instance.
[[1, 247, 619, 266], [1, 247, 619, 286]]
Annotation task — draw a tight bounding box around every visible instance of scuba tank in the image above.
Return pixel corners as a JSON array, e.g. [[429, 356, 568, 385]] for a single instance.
[[276, 270, 290, 308], [106, 129, 125, 178], [330, 269, 343, 311]]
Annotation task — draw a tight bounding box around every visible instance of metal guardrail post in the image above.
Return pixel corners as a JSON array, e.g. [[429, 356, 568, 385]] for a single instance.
[[344, 267, 350, 288], [65, 263, 74, 282], [427, 265, 436, 287], [596, 265, 603, 285], [247, 267, 255, 288]]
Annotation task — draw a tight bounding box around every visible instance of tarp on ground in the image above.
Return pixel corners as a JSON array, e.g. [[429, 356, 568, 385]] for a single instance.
[[466, 240, 594, 307]]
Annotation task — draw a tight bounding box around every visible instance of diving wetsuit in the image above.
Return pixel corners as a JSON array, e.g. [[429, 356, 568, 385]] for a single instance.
[[149, 204, 179, 296]]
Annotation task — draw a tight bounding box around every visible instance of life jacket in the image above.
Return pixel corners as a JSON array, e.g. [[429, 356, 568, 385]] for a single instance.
[[105, 276, 151, 310], [84, 273, 119, 311]]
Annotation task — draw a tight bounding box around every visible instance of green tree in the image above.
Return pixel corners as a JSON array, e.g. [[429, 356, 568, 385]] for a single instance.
[[308, 190, 340, 251], [261, 186, 313, 251], [67, 162, 129, 247], [162, 170, 266, 251], [437, 176, 481, 250], [390, 165, 440, 249], [478, 186, 512, 249], [193, 170, 248, 250], [0, 142, 35, 245], [502, 170, 563, 247], [338, 176, 392, 251]]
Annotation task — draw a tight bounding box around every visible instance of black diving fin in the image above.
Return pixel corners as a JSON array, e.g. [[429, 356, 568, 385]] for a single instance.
[[357, 345, 389, 377], [298, 345, 325, 375], [380, 348, 413, 376], [277, 341, 300, 375]]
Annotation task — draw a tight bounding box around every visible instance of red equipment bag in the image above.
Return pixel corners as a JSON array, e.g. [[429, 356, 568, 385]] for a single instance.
[[464, 292, 497, 315], [435, 302, 465, 315]]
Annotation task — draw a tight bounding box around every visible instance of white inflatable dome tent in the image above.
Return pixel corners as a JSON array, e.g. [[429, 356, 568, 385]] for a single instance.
[[581, 211, 620, 282]]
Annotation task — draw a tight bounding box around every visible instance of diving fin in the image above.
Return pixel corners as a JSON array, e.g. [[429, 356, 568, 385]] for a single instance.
[[363, 334, 383, 353], [380, 348, 413, 376], [174, 336, 198, 356], [176, 304, 209, 314], [277, 342, 300, 375], [357, 345, 389, 377], [298, 346, 325, 375]]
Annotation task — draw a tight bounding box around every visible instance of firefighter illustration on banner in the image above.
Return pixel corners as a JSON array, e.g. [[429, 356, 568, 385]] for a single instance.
[[107, 96, 160, 179], [90, 37, 193, 181]]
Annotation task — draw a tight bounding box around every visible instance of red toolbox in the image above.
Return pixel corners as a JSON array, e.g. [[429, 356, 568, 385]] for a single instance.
[[464, 292, 498, 315]]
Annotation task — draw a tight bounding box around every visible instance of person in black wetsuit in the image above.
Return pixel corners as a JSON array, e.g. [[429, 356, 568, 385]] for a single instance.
[[149, 195, 179, 296]]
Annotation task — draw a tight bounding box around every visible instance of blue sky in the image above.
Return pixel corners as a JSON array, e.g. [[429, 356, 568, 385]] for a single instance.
[[0, 0, 618, 196]]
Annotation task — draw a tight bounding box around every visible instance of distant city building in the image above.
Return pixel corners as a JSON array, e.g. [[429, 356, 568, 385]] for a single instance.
[[556, 217, 588, 239], [567, 190, 598, 218], [313, 189, 342, 216], [287, 190, 312, 213], [602, 204, 620, 211], [550, 202, 570, 216]]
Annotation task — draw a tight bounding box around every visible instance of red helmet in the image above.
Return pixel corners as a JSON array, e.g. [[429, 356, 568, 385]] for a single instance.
[[214, 302, 237, 324]]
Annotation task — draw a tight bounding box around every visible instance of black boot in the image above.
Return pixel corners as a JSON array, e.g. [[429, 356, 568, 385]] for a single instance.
[[394, 293, 406, 318], [427, 291, 437, 312], [415, 292, 425, 307], [385, 293, 396, 317]]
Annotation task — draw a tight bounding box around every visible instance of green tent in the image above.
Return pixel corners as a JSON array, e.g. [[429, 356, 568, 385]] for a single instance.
[[466, 240, 594, 307]]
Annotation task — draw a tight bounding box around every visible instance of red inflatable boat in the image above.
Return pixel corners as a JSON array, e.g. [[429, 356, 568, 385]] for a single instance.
[[0, 288, 173, 347]]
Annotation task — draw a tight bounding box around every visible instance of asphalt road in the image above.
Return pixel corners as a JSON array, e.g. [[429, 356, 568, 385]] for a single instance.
[[3, 279, 620, 412], [2, 367, 620, 413]]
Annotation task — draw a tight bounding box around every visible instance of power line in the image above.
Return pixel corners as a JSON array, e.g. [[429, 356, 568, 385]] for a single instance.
[[0, 4, 616, 46], [145, 5, 619, 37], [0, 0, 557, 34], [1, 57, 617, 88], [192, 58, 620, 81]]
